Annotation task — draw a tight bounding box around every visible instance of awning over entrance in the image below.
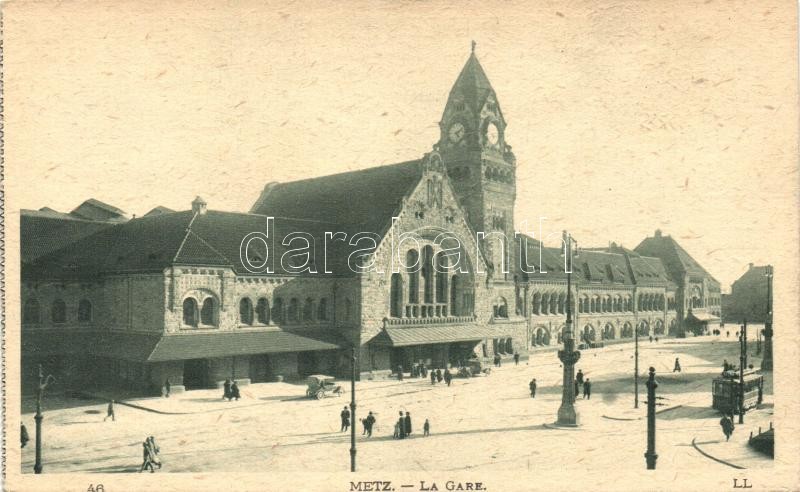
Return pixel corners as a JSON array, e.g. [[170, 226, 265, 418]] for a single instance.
[[687, 311, 721, 323], [148, 329, 343, 361], [23, 328, 344, 363], [370, 325, 498, 347]]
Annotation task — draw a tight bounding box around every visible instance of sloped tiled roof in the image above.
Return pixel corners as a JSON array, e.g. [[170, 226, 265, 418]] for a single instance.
[[70, 198, 128, 222], [635, 233, 718, 284], [371, 324, 498, 347], [20, 212, 118, 264], [250, 160, 423, 237]]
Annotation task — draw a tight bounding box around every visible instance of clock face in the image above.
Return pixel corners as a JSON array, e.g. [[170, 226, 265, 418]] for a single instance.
[[448, 122, 465, 143], [486, 122, 499, 145]]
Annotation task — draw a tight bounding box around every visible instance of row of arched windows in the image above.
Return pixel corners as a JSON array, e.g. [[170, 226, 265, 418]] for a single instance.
[[23, 298, 92, 325], [183, 297, 217, 327], [531, 292, 567, 315], [578, 294, 632, 314], [637, 293, 666, 311], [238, 296, 330, 326]]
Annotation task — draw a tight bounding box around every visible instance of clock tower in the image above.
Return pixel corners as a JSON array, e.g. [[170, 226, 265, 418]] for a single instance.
[[438, 43, 517, 281]]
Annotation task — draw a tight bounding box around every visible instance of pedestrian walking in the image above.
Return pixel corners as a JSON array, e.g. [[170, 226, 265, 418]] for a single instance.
[[574, 379, 580, 398], [21, 424, 29, 448], [436, 368, 443, 383], [673, 358, 682, 373], [223, 378, 232, 401], [104, 400, 116, 422], [397, 365, 404, 381], [397, 412, 406, 439], [231, 381, 241, 400], [719, 415, 735, 441], [423, 419, 430, 437], [444, 369, 452, 387], [404, 411, 412, 436], [164, 379, 171, 398], [576, 369, 584, 393], [583, 379, 592, 399], [514, 352, 520, 365], [340, 406, 350, 432], [529, 378, 537, 398], [140, 441, 156, 473], [365, 411, 376, 437], [147, 436, 162, 469], [393, 420, 400, 439], [361, 417, 368, 435], [431, 369, 437, 385], [494, 354, 502, 367]]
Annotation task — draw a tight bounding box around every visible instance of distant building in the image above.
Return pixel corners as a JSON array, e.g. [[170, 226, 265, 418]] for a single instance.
[[20, 49, 722, 395], [722, 264, 772, 323]]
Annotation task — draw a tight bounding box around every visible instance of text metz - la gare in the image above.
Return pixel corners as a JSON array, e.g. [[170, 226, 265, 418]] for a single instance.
[[350, 481, 486, 491]]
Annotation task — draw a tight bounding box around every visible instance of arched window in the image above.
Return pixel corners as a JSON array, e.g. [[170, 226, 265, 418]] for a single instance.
[[422, 246, 434, 304], [532, 293, 541, 315], [51, 299, 67, 324], [550, 294, 558, 315], [256, 298, 270, 324], [622, 322, 633, 338], [78, 299, 93, 322], [288, 298, 299, 322], [183, 298, 198, 327], [590, 297, 596, 313], [435, 252, 448, 303], [407, 250, 420, 304], [240, 298, 254, 325], [557, 294, 565, 314], [450, 275, 459, 316], [505, 338, 514, 353], [303, 298, 314, 321], [273, 298, 284, 323], [23, 298, 41, 324], [493, 297, 508, 319], [541, 293, 550, 315], [318, 298, 328, 320], [200, 298, 216, 325], [390, 273, 403, 318]]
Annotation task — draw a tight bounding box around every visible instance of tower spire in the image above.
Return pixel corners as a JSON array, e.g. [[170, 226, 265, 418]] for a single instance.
[[471, 40, 476, 54]]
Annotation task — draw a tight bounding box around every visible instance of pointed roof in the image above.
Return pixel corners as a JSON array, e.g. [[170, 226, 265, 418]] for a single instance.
[[446, 46, 498, 116], [634, 231, 719, 285]]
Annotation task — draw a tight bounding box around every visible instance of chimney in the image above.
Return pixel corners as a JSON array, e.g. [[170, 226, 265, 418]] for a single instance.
[[749, 262, 754, 270], [655, 229, 662, 238], [192, 196, 207, 215]]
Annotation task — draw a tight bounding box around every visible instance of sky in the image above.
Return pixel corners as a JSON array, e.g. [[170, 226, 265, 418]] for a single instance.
[[4, 0, 797, 289]]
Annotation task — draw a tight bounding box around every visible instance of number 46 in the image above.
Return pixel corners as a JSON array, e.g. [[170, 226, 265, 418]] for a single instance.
[[87, 485, 105, 492]]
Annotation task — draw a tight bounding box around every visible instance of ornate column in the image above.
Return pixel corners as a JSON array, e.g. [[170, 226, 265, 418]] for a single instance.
[[555, 231, 581, 427]]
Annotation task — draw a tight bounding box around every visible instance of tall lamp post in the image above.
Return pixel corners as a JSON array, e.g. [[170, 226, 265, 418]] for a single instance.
[[762, 266, 773, 371], [349, 346, 357, 472], [738, 321, 747, 424], [635, 318, 640, 409], [34, 364, 55, 474], [556, 231, 581, 427]]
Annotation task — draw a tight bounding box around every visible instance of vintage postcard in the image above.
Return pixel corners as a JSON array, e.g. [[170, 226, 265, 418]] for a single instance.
[[2, 1, 798, 491]]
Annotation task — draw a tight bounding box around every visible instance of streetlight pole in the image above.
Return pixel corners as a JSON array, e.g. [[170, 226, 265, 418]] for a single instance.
[[350, 346, 357, 472], [635, 319, 639, 409], [644, 367, 658, 470], [556, 231, 581, 427], [739, 321, 747, 424], [762, 266, 773, 371], [34, 364, 55, 474]]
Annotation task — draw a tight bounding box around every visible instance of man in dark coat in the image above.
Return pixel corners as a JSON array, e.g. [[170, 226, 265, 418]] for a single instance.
[[719, 415, 735, 441], [436, 369, 443, 383], [431, 369, 437, 385], [404, 412, 412, 436], [673, 358, 682, 372], [514, 352, 520, 365], [397, 365, 404, 381], [365, 411, 376, 437], [583, 379, 592, 399], [164, 379, 171, 398], [231, 381, 241, 400], [340, 406, 351, 432], [397, 412, 406, 439], [223, 378, 232, 401], [574, 379, 580, 398], [529, 378, 537, 398], [104, 400, 116, 422], [444, 370, 452, 387], [21, 424, 29, 448], [576, 369, 585, 389]]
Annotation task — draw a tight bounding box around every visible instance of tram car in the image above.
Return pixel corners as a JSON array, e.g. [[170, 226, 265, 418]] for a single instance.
[[712, 368, 764, 415]]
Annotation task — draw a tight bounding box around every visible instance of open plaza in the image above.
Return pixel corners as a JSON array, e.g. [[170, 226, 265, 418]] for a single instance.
[[21, 331, 773, 474]]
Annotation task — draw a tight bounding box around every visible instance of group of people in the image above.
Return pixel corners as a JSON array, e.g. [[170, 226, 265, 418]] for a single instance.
[[573, 369, 592, 399], [648, 336, 660, 343], [430, 368, 452, 386], [223, 379, 241, 401], [340, 407, 430, 438], [139, 436, 162, 473], [393, 411, 431, 438]]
